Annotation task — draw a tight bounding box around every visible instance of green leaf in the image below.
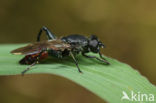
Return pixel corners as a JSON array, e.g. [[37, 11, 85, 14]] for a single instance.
[[0, 44, 156, 103]]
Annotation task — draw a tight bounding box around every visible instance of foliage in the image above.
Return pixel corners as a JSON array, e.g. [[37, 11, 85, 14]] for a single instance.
[[0, 44, 155, 103]]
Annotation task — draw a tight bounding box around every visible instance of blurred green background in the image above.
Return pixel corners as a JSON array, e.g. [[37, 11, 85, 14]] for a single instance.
[[0, 0, 156, 103]]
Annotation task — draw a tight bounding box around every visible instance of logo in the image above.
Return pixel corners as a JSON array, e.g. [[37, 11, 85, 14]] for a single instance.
[[121, 91, 155, 102]]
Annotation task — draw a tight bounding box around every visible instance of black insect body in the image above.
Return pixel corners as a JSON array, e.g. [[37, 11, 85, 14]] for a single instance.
[[61, 34, 109, 64], [11, 26, 109, 75]]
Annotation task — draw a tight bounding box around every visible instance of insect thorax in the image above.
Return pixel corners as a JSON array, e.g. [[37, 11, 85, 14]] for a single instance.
[[48, 49, 70, 58]]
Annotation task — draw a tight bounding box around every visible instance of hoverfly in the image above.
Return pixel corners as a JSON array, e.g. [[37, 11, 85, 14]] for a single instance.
[[11, 26, 109, 75]]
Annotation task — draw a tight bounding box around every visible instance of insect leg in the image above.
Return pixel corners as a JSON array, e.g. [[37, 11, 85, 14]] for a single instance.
[[21, 62, 37, 76], [82, 53, 109, 65], [21, 49, 47, 76], [37, 26, 56, 42], [70, 52, 82, 73], [99, 52, 110, 64]]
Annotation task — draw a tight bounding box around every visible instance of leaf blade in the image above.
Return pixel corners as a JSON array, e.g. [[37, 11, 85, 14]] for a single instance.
[[0, 44, 156, 103]]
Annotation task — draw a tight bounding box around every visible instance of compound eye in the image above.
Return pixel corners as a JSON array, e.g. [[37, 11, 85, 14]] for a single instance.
[[89, 40, 98, 48]]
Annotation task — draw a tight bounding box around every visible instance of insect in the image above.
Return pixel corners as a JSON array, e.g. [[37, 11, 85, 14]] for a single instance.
[[11, 26, 109, 75]]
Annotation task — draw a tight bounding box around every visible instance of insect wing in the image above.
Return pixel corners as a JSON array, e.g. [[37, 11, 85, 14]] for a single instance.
[[47, 40, 71, 51], [11, 42, 46, 55], [11, 40, 71, 55]]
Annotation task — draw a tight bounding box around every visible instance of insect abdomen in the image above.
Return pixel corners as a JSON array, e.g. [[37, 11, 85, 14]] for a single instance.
[[19, 52, 48, 64]]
